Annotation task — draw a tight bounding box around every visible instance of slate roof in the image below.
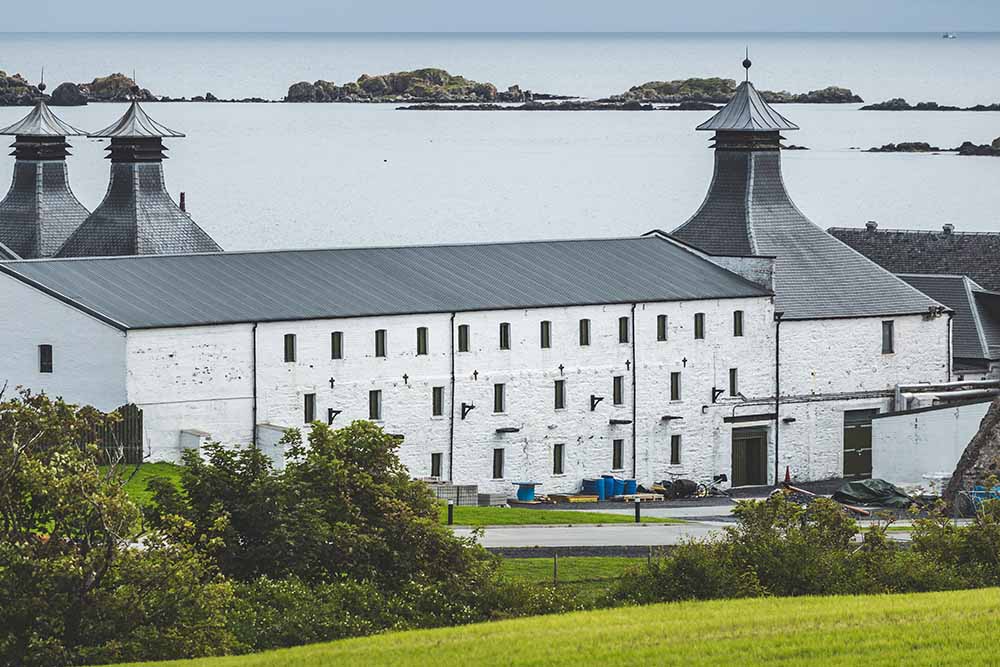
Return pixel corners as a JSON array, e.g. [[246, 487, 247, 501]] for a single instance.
[[828, 226, 1000, 293], [672, 149, 940, 319], [55, 162, 220, 257], [0, 101, 87, 137], [0, 162, 91, 258], [0, 235, 771, 330], [897, 274, 1000, 363], [0, 240, 19, 259], [90, 101, 184, 139], [696, 81, 799, 133]]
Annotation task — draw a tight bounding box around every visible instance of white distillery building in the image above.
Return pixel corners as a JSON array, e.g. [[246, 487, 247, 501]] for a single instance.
[[0, 70, 953, 492]]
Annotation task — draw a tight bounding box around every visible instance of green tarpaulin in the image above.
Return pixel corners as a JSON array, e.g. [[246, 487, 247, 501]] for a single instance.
[[832, 479, 912, 508]]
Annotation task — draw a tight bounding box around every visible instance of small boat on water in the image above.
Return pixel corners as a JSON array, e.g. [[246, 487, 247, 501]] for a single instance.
[[942, 32, 958, 39]]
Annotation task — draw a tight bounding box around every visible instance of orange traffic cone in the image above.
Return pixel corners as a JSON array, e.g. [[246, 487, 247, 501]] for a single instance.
[[784, 466, 791, 484]]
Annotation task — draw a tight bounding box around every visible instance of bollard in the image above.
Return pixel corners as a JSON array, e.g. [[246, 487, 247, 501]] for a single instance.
[[635, 497, 641, 523], [447, 500, 454, 525], [553, 553, 559, 585]]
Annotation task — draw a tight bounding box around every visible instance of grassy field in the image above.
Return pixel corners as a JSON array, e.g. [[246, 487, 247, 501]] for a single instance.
[[439, 504, 679, 525], [117, 588, 1000, 667], [103, 462, 183, 507], [500, 555, 645, 584]]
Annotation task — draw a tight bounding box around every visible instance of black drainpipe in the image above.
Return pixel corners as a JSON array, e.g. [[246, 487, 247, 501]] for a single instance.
[[773, 311, 783, 485], [630, 303, 637, 479], [251, 322, 258, 447], [448, 313, 456, 481], [946, 310, 953, 381]]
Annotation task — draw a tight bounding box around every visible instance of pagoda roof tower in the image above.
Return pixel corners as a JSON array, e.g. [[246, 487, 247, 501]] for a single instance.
[[0, 99, 91, 258], [671, 59, 939, 320], [57, 101, 221, 257]]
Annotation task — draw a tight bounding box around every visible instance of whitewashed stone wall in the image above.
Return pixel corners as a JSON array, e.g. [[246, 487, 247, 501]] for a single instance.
[[126, 324, 255, 460], [0, 272, 126, 410]]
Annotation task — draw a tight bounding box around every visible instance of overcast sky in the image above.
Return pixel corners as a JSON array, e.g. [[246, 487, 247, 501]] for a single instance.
[[19, 0, 1000, 32]]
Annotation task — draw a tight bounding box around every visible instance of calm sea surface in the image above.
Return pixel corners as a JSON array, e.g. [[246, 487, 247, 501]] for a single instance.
[[0, 32, 998, 250]]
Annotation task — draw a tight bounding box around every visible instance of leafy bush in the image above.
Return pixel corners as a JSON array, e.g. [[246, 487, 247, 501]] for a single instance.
[[0, 390, 233, 667]]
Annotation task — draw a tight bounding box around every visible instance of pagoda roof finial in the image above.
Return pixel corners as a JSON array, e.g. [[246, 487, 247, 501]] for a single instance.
[[0, 99, 87, 138], [89, 100, 185, 139], [695, 58, 798, 133]]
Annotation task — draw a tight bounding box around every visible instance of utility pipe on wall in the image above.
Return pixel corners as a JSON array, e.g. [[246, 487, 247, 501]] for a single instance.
[[773, 311, 784, 486]]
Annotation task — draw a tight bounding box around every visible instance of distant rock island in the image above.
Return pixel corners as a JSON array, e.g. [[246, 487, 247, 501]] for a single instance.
[[860, 98, 1000, 112], [0, 71, 43, 105], [285, 68, 568, 103], [865, 137, 1000, 155], [608, 78, 863, 104], [398, 100, 721, 111]]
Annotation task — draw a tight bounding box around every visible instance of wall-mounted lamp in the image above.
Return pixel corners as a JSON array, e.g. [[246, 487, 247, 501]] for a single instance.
[[590, 395, 604, 411], [327, 408, 342, 424], [461, 402, 476, 420]]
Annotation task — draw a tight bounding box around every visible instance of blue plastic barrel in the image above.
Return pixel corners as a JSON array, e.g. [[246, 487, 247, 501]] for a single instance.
[[515, 482, 537, 502], [614, 478, 625, 497], [624, 479, 637, 495], [582, 478, 603, 500], [602, 475, 615, 500]]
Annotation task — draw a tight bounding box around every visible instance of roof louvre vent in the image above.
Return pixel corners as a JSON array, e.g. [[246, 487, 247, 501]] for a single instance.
[[942, 223, 955, 235], [865, 221, 878, 232]]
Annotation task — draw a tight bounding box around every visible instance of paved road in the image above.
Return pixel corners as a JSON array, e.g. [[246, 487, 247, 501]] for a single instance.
[[452, 522, 722, 547]]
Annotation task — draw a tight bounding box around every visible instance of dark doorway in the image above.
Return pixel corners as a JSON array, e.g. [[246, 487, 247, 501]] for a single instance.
[[732, 427, 768, 487], [844, 409, 879, 479]]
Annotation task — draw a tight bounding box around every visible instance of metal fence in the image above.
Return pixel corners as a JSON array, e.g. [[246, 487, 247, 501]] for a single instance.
[[78, 404, 144, 464]]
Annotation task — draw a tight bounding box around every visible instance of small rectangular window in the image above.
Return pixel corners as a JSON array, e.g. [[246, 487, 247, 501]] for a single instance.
[[612, 438, 624, 470], [733, 310, 744, 337], [492, 448, 505, 479], [283, 333, 296, 362], [670, 434, 681, 465], [431, 452, 443, 478], [729, 368, 739, 397], [432, 386, 445, 416], [670, 372, 682, 401], [331, 331, 343, 359], [457, 324, 470, 352], [694, 313, 705, 340], [882, 320, 894, 354], [618, 316, 630, 343], [304, 393, 316, 423], [38, 344, 53, 373], [375, 329, 387, 357], [657, 315, 668, 342], [369, 389, 382, 420], [579, 318, 591, 346], [499, 322, 511, 350], [540, 320, 552, 349], [416, 327, 429, 356], [613, 375, 624, 406], [553, 443, 565, 475], [493, 383, 506, 413], [554, 379, 566, 410]]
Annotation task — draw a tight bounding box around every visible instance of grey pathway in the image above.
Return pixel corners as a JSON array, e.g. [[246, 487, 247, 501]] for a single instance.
[[452, 522, 720, 548]]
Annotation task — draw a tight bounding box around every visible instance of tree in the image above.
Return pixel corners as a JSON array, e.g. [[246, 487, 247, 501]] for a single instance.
[[0, 388, 233, 666]]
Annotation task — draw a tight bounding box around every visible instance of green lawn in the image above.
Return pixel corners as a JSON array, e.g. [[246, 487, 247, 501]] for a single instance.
[[439, 504, 679, 525], [500, 556, 646, 584], [103, 462, 183, 507], [116, 588, 1000, 667]]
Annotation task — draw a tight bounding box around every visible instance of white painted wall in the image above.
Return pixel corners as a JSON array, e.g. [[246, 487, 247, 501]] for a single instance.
[[0, 272, 126, 410], [872, 400, 990, 487], [126, 324, 255, 460]]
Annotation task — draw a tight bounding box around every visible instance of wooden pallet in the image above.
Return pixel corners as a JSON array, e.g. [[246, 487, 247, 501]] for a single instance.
[[547, 494, 599, 503]]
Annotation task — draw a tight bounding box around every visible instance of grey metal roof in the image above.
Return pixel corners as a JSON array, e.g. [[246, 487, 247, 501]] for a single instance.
[[1, 236, 771, 330], [56, 162, 220, 257], [89, 101, 184, 139], [0, 101, 87, 137], [0, 240, 19, 259], [0, 161, 91, 258], [696, 81, 799, 133], [898, 274, 989, 361], [973, 291, 1000, 360], [672, 150, 941, 320], [828, 226, 1000, 293]]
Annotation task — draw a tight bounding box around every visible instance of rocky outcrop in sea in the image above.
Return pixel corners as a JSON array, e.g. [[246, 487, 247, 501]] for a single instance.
[[48, 73, 157, 106], [609, 78, 862, 104], [865, 138, 1000, 155], [397, 100, 724, 111], [285, 68, 564, 103], [0, 71, 42, 106], [860, 98, 1000, 111]]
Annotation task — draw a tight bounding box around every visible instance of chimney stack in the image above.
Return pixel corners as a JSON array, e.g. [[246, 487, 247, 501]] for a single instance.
[[865, 221, 878, 232], [942, 223, 954, 236]]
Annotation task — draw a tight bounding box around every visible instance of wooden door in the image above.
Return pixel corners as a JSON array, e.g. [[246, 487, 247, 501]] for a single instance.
[[843, 409, 879, 480], [732, 427, 768, 487]]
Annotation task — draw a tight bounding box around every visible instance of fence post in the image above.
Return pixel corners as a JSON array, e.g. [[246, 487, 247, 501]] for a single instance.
[[635, 497, 641, 523], [553, 553, 559, 585], [447, 500, 454, 525]]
